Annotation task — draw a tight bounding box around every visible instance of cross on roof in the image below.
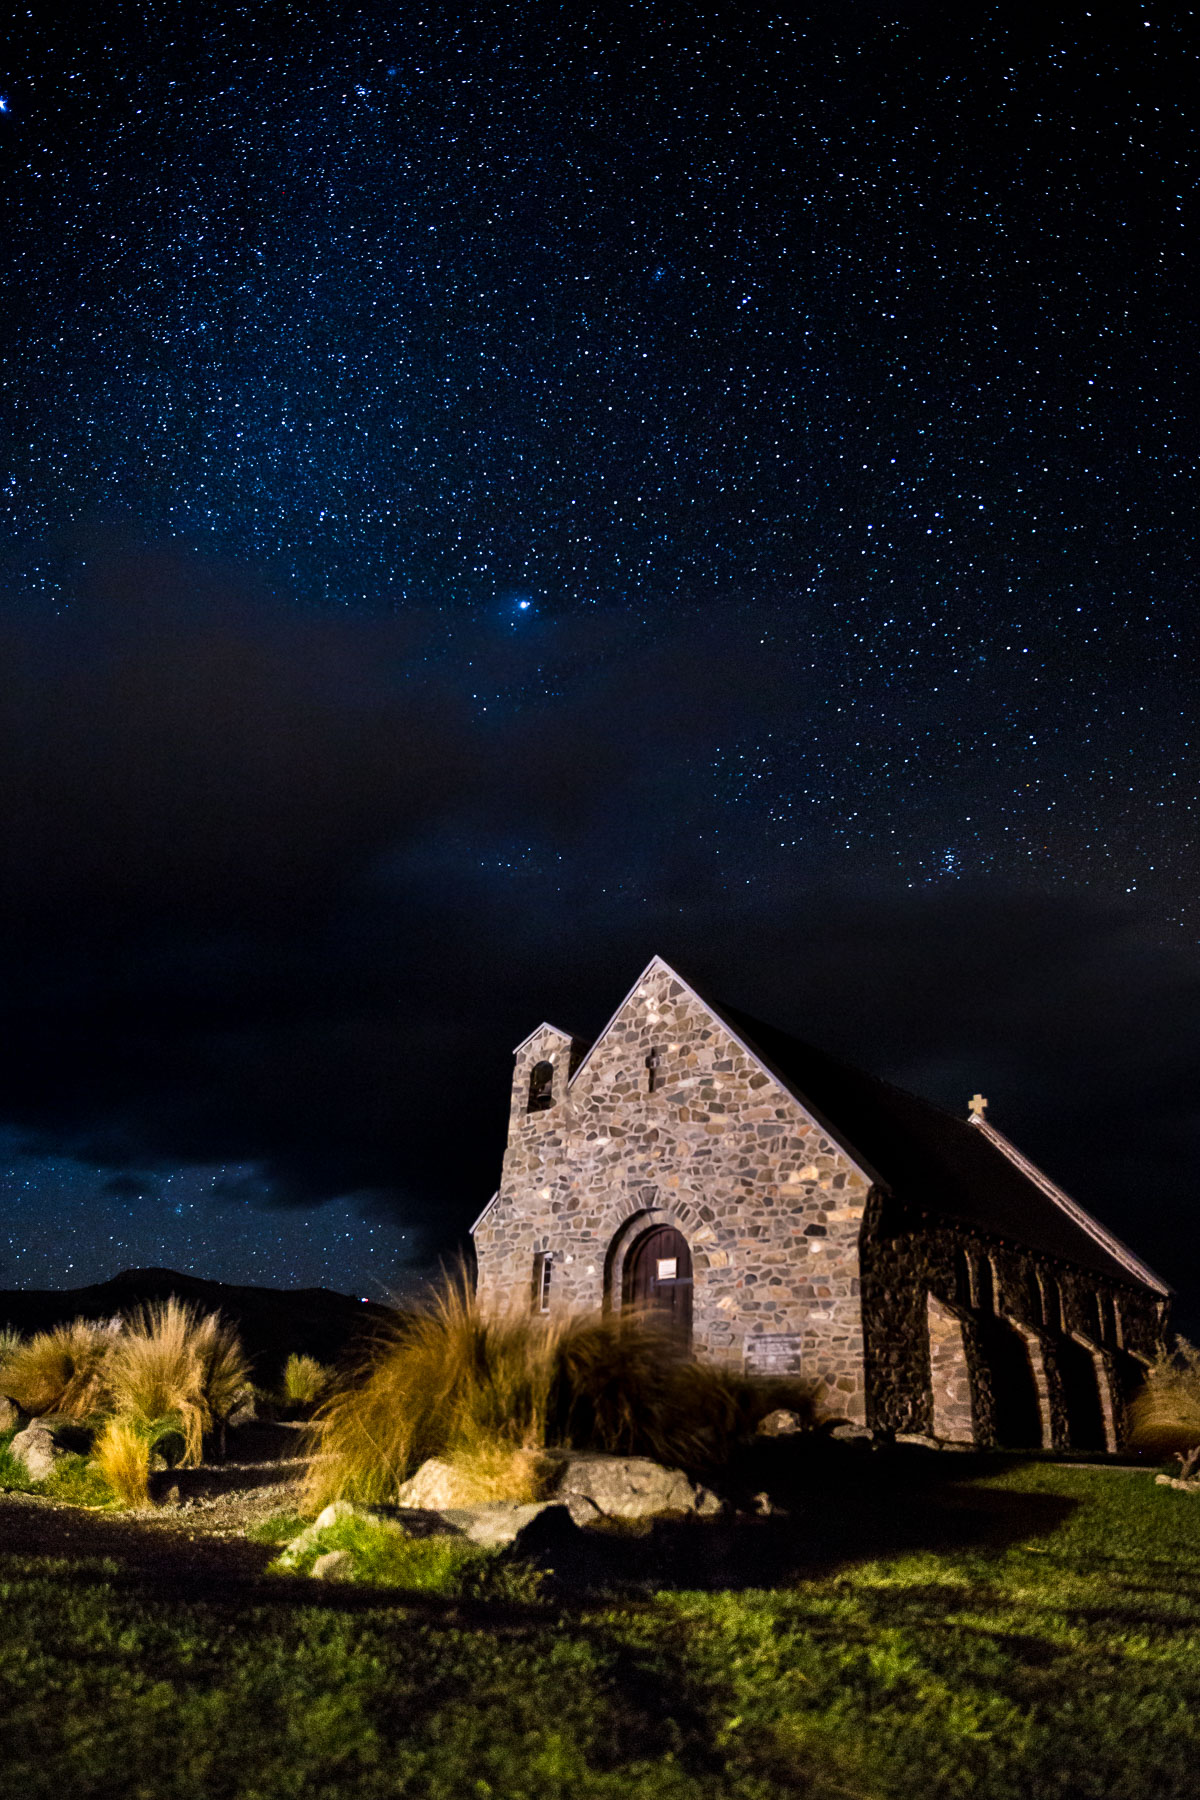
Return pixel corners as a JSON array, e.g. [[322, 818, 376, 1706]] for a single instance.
[[968, 1093, 988, 1119]]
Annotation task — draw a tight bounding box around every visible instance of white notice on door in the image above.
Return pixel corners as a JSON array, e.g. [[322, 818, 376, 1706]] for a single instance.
[[656, 1257, 677, 1280]]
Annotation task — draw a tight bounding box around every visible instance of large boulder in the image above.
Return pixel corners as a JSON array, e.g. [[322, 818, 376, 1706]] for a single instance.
[[8, 1421, 62, 1482], [549, 1454, 718, 1523], [395, 1458, 482, 1511]]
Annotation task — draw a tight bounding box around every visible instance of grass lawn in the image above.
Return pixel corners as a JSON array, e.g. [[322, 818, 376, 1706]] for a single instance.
[[2, 1457, 1199, 1799]]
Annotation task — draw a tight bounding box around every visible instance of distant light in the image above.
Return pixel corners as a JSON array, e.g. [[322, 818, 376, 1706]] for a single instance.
[[0, 97, 8, 113], [517, 599, 531, 611]]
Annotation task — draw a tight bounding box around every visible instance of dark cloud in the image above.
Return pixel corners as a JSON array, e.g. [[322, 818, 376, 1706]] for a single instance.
[[0, 553, 1196, 1326]]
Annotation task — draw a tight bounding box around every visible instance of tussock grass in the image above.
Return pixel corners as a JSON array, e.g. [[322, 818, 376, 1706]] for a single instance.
[[0, 1317, 114, 1418], [1129, 1339, 1200, 1463], [108, 1297, 249, 1466], [93, 1416, 152, 1507], [282, 1353, 329, 1405], [305, 1270, 816, 1510]]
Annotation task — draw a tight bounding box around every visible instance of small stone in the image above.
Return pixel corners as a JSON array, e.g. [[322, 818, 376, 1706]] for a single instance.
[[314, 1499, 362, 1531], [694, 1486, 724, 1517], [756, 1409, 806, 1437], [895, 1432, 940, 1451], [830, 1422, 873, 1442], [0, 1396, 19, 1431], [226, 1387, 257, 1428], [8, 1421, 62, 1482], [311, 1550, 355, 1581]]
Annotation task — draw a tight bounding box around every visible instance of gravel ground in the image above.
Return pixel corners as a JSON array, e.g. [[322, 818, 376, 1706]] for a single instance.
[[0, 1418, 310, 1573]]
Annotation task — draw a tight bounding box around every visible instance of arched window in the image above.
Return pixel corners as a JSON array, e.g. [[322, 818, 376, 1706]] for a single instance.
[[527, 1060, 554, 1113], [976, 1254, 995, 1314]]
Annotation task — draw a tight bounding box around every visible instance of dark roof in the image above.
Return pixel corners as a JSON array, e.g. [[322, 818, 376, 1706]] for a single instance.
[[709, 999, 1167, 1294]]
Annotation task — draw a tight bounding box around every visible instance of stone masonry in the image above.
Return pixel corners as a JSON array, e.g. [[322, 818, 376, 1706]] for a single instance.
[[474, 959, 871, 1419], [473, 956, 1170, 1444]]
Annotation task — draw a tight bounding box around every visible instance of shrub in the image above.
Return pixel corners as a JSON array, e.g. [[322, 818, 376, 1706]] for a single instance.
[[93, 1416, 153, 1507], [107, 1297, 249, 1466], [304, 1270, 561, 1510], [282, 1354, 329, 1406], [304, 1269, 816, 1511], [1128, 1340, 1200, 1472], [0, 1317, 114, 1418]]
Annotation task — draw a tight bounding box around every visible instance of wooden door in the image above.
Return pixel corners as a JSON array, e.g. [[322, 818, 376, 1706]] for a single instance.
[[623, 1225, 693, 1343]]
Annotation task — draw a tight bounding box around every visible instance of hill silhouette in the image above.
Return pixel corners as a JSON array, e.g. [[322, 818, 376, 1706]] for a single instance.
[[0, 1267, 397, 1381]]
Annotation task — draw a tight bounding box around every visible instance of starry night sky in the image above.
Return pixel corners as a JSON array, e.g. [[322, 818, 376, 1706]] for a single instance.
[[0, 4, 1197, 1324]]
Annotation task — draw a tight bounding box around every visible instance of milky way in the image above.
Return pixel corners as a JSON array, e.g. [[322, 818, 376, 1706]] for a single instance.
[[0, 5, 1197, 1307]]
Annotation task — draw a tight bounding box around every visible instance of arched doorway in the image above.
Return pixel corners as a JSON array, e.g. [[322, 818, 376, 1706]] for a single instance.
[[975, 1315, 1044, 1447], [623, 1224, 693, 1343], [1056, 1335, 1108, 1451]]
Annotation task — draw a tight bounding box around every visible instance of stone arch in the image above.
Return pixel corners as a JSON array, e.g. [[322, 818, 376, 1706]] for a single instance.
[[1055, 1333, 1109, 1451], [603, 1189, 707, 1318], [975, 1312, 1045, 1448]]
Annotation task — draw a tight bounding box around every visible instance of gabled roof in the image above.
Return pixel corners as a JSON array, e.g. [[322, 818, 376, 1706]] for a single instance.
[[705, 991, 1169, 1295]]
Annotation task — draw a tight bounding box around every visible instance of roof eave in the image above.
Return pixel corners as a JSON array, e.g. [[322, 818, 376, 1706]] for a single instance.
[[971, 1116, 1171, 1295]]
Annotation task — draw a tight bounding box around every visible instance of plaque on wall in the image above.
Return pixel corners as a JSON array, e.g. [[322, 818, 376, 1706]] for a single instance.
[[743, 1332, 806, 1374]]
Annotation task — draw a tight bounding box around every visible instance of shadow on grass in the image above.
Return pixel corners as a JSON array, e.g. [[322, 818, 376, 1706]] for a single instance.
[[505, 1438, 1079, 1594]]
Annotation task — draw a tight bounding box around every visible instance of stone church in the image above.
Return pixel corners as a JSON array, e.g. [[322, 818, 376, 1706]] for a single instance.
[[473, 957, 1169, 1449]]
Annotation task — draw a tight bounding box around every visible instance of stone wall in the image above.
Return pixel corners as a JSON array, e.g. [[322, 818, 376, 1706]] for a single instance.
[[474, 962, 871, 1418], [859, 1191, 1166, 1447]]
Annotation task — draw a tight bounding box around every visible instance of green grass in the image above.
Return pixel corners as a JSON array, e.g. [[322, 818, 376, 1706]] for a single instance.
[[269, 1513, 508, 1592], [0, 1424, 117, 1507], [2, 1461, 1200, 1798]]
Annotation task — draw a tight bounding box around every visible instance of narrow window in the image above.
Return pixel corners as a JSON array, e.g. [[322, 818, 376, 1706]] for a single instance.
[[527, 1060, 554, 1113], [976, 1254, 995, 1314], [954, 1247, 975, 1308], [531, 1251, 552, 1313], [645, 1046, 661, 1093]]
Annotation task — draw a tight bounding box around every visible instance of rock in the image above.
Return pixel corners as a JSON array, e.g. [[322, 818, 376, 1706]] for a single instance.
[[694, 1485, 725, 1517], [749, 1490, 788, 1518], [757, 1409, 806, 1437], [226, 1388, 257, 1428], [830, 1423, 873, 1442], [895, 1432, 941, 1451], [277, 1503, 384, 1569], [314, 1499, 362, 1530], [550, 1454, 702, 1522], [0, 1396, 19, 1431], [395, 1458, 478, 1510], [1156, 1474, 1200, 1492], [8, 1421, 62, 1482], [434, 1502, 551, 1548], [311, 1550, 355, 1581]]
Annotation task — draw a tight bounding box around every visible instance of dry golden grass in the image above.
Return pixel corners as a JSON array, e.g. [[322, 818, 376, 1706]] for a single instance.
[[1128, 1339, 1200, 1459], [0, 1318, 114, 1418], [107, 1297, 249, 1466], [282, 1353, 329, 1405], [93, 1416, 151, 1507], [304, 1269, 816, 1510]]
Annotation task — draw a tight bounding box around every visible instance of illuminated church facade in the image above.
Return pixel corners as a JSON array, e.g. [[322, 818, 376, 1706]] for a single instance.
[[472, 957, 1169, 1449]]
